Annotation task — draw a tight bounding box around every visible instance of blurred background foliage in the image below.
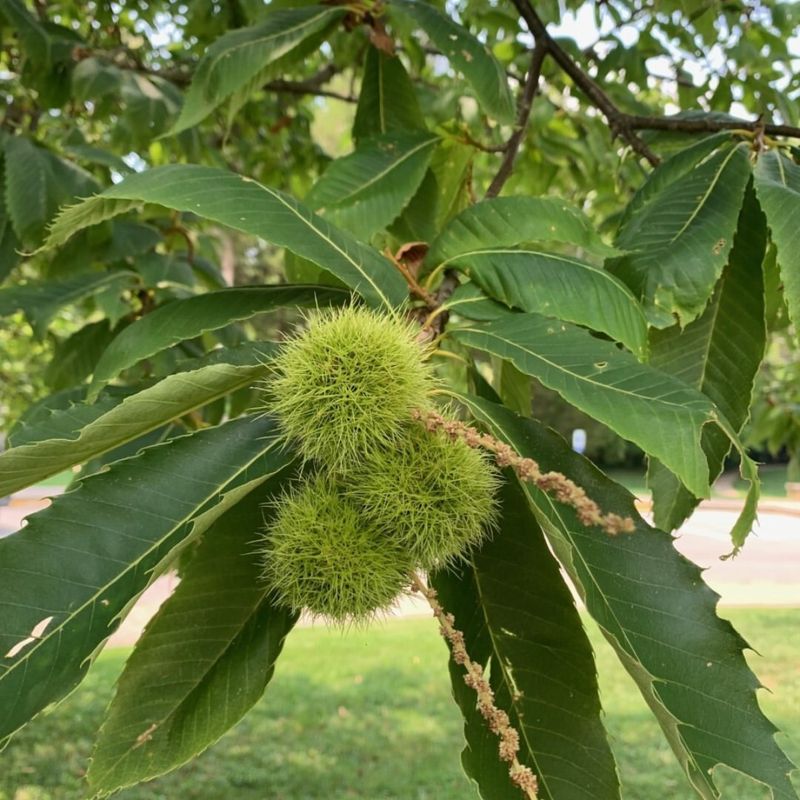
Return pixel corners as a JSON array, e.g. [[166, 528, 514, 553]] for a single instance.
[[1, 0, 798, 465]]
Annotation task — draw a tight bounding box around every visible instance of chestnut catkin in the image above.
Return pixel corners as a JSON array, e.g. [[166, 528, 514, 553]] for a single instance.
[[269, 306, 433, 472], [261, 473, 413, 624], [345, 423, 499, 568]]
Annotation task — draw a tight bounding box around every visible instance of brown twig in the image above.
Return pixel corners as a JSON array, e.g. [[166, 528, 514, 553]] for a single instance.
[[510, 0, 661, 166], [486, 41, 547, 198], [385, 247, 438, 309], [413, 409, 636, 535], [161, 223, 195, 264], [624, 114, 800, 139], [410, 573, 539, 799], [264, 65, 356, 103]]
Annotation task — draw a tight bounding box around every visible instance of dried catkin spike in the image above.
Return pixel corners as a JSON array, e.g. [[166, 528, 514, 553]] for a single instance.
[[268, 306, 434, 472], [413, 409, 635, 536], [411, 574, 538, 799]]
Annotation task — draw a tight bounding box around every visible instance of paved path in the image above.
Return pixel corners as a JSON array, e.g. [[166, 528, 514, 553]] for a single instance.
[[2, 488, 798, 647]]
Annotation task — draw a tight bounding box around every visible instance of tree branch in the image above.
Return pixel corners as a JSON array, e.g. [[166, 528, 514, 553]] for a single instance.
[[625, 114, 800, 139], [509, 0, 800, 157], [509, 0, 661, 167], [486, 41, 547, 198]]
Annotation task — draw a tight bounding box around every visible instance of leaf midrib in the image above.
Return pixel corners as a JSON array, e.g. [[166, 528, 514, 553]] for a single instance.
[[201, 8, 336, 97], [457, 327, 710, 413], [92, 590, 273, 782], [668, 145, 741, 244], [445, 248, 644, 302], [1, 363, 264, 495], [460, 396, 711, 793], [0, 436, 280, 684], [325, 135, 437, 207]]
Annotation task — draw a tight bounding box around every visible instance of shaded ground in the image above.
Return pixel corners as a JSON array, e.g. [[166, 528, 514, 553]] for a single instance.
[[1, 611, 797, 800]]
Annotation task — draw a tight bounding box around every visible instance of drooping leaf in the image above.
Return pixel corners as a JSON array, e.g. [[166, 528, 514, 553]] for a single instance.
[[0, 348, 275, 495], [448, 249, 648, 358], [0, 271, 138, 337], [497, 359, 530, 417], [0, 0, 50, 66], [390, 0, 515, 124], [427, 197, 622, 267], [86, 284, 348, 399], [352, 46, 426, 142], [617, 132, 733, 228], [3, 136, 99, 246], [71, 57, 123, 103], [428, 138, 474, 231], [118, 73, 182, 145], [0, 154, 21, 283], [306, 131, 438, 240], [443, 281, 515, 321], [87, 478, 297, 795], [170, 5, 346, 134], [456, 395, 797, 800], [41, 165, 408, 310], [648, 186, 767, 532], [608, 142, 751, 327], [0, 414, 293, 744], [44, 320, 117, 392], [753, 150, 800, 338], [452, 314, 732, 499], [432, 477, 620, 800]]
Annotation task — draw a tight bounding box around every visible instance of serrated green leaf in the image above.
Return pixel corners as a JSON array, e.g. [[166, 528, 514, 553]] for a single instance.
[[0, 348, 275, 495], [391, 0, 514, 124], [352, 46, 426, 142], [432, 477, 620, 800], [4, 136, 99, 246], [428, 138, 474, 231], [71, 57, 123, 103], [0, 271, 138, 337], [443, 281, 516, 321], [618, 132, 733, 229], [86, 284, 347, 399], [0, 414, 293, 744], [0, 154, 21, 283], [449, 249, 648, 358], [453, 314, 724, 499], [45, 320, 117, 392], [428, 197, 622, 267], [87, 477, 297, 795], [306, 131, 438, 240], [456, 395, 797, 800], [648, 185, 767, 532], [118, 73, 182, 144], [608, 142, 751, 326], [753, 150, 800, 339], [497, 359, 530, 416], [41, 165, 408, 310], [170, 5, 346, 134]]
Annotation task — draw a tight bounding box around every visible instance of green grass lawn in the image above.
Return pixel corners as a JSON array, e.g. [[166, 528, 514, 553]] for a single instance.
[[2, 609, 798, 800]]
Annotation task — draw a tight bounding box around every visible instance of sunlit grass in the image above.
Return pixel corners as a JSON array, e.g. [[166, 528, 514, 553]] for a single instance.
[[2, 609, 797, 799]]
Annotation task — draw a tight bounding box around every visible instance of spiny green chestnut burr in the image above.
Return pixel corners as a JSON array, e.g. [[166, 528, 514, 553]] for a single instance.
[[346, 423, 500, 568], [269, 306, 433, 472], [261, 473, 413, 624]]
